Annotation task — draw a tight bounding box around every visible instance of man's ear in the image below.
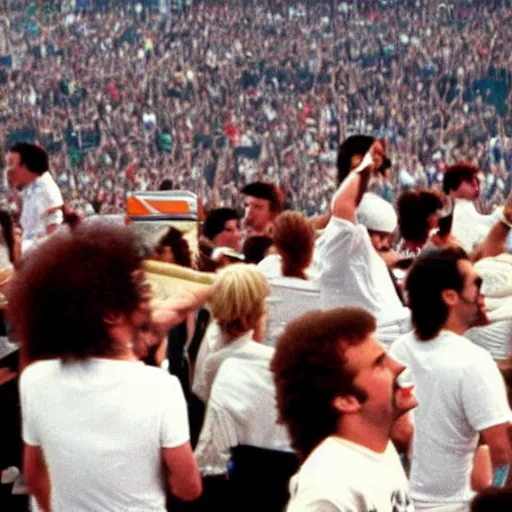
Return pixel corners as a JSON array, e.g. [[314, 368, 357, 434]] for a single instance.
[[441, 289, 459, 307], [332, 395, 362, 414]]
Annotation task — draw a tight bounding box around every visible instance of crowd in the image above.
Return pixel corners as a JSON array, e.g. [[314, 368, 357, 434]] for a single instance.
[[0, 0, 512, 218], [1, 128, 512, 511], [2, 1, 512, 512]]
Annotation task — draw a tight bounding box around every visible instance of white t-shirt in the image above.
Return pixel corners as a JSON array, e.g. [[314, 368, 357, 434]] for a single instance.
[[390, 330, 511, 504], [451, 199, 502, 254], [21, 172, 63, 253], [287, 436, 413, 512], [314, 216, 410, 346], [20, 358, 190, 512], [266, 276, 322, 347], [195, 357, 291, 470]]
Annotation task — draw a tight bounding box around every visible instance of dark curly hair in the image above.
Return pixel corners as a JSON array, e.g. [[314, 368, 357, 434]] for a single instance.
[[443, 162, 479, 195], [9, 224, 145, 364], [155, 226, 192, 268], [242, 235, 273, 264], [271, 308, 376, 460], [272, 211, 315, 280], [397, 190, 443, 244]]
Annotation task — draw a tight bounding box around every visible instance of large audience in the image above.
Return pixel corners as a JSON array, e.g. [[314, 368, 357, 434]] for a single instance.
[[0, 0, 511, 217], [2, 1, 512, 512]]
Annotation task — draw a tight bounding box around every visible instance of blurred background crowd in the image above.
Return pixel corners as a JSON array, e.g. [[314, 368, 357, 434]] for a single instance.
[[0, 0, 511, 218]]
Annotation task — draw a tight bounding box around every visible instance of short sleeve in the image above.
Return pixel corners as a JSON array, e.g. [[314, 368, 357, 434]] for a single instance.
[[461, 351, 512, 432], [160, 375, 190, 448], [42, 175, 63, 226], [19, 365, 41, 446]]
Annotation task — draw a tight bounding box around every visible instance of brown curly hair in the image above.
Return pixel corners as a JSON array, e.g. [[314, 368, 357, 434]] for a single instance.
[[9, 224, 145, 364], [272, 211, 315, 280], [155, 226, 193, 268], [271, 308, 376, 460]]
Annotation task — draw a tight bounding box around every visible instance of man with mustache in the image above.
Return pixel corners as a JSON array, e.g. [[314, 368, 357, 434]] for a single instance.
[[391, 247, 512, 512], [271, 307, 417, 512], [241, 181, 284, 237]]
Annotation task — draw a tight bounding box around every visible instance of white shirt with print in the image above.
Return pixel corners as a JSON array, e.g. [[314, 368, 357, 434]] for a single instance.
[[287, 436, 413, 512]]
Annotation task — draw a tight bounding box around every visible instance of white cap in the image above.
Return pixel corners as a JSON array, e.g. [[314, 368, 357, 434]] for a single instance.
[[357, 193, 398, 233]]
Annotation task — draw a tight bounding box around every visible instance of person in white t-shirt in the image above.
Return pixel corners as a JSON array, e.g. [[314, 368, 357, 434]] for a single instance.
[[6, 143, 63, 253], [314, 142, 410, 346], [443, 162, 504, 255], [390, 246, 512, 512], [10, 224, 205, 512], [271, 307, 418, 512], [256, 211, 323, 345]]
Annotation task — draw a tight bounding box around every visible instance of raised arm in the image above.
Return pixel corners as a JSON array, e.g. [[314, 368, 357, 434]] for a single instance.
[[331, 149, 375, 223]]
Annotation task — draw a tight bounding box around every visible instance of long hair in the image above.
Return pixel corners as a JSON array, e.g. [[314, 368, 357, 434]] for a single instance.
[[271, 308, 376, 460], [272, 211, 314, 280], [405, 246, 468, 341], [9, 224, 145, 365], [155, 226, 192, 268]]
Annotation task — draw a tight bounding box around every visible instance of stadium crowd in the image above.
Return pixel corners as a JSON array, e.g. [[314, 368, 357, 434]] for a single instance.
[[0, 0, 511, 217], [2, 1, 512, 512]]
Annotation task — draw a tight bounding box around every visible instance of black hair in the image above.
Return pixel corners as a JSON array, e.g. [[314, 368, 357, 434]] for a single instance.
[[9, 143, 49, 175], [203, 208, 239, 241], [405, 246, 469, 341], [336, 135, 374, 185]]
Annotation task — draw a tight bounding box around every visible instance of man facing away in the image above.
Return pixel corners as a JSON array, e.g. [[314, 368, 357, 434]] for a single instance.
[[272, 307, 417, 512], [391, 247, 512, 512], [314, 141, 410, 346]]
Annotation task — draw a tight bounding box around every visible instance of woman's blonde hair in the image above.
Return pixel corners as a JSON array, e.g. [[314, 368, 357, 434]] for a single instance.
[[210, 264, 270, 339]]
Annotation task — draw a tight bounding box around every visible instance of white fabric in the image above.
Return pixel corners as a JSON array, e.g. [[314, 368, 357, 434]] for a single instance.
[[287, 437, 413, 512], [194, 357, 290, 469], [20, 358, 190, 512], [257, 253, 316, 281], [266, 277, 322, 346], [357, 192, 398, 233], [192, 322, 274, 403], [390, 330, 511, 504], [413, 502, 469, 512], [257, 253, 283, 279], [451, 199, 502, 254], [465, 253, 512, 360], [21, 172, 63, 253], [314, 216, 410, 346]]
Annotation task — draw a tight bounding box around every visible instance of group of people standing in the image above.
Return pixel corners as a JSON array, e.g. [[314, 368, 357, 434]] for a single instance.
[[2, 132, 512, 512]]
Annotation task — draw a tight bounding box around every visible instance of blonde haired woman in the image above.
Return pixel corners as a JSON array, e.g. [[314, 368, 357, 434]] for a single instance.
[[192, 264, 272, 403]]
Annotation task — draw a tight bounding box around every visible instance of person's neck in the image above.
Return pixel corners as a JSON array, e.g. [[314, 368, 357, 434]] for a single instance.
[[441, 315, 468, 338], [336, 417, 390, 454], [23, 173, 39, 188]]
